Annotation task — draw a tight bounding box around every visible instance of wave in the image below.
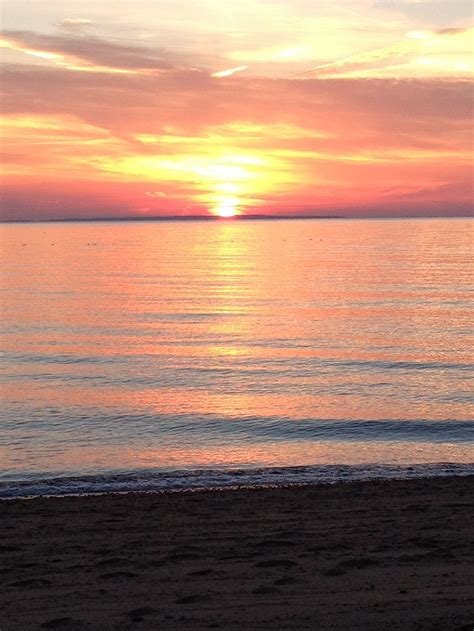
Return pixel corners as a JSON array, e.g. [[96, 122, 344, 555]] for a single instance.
[[1, 462, 473, 499]]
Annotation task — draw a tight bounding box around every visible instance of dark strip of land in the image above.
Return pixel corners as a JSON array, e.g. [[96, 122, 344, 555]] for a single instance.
[[1, 215, 343, 223]]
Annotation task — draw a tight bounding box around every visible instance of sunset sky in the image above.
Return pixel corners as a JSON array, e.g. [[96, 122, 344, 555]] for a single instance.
[[0, 0, 472, 219]]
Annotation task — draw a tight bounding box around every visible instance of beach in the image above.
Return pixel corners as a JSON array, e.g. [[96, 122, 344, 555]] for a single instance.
[[1, 476, 473, 630]]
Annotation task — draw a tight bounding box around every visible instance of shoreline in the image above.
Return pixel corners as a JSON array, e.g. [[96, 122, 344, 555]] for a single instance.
[[2, 215, 472, 223], [2, 462, 473, 500], [1, 476, 473, 629]]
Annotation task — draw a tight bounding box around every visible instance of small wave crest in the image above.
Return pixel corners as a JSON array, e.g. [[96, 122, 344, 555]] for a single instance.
[[1, 463, 473, 499]]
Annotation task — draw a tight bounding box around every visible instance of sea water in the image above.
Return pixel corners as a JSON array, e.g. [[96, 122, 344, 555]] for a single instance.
[[0, 218, 472, 497]]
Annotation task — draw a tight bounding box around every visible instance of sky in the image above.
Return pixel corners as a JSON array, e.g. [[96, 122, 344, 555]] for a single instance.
[[0, 0, 472, 220]]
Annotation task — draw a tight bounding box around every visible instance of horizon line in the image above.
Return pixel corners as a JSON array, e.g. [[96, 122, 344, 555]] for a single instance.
[[1, 213, 472, 224]]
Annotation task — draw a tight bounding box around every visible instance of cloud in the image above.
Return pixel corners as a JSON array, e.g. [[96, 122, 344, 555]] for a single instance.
[[212, 65, 248, 78], [298, 40, 415, 76], [145, 191, 167, 197], [297, 27, 473, 77], [56, 18, 93, 28], [0, 30, 186, 74], [437, 27, 469, 35], [374, 0, 473, 25], [1, 37, 472, 219], [2, 61, 472, 149]]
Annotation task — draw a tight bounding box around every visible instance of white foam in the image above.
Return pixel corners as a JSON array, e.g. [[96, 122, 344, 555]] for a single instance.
[[1, 462, 473, 499]]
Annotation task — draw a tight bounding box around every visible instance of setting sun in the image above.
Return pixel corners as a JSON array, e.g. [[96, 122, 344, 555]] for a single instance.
[[217, 207, 237, 218], [214, 196, 240, 218]]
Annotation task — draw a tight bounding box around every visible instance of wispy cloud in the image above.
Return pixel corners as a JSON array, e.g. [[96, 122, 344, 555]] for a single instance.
[[212, 65, 248, 78], [56, 18, 93, 28], [0, 30, 186, 75], [298, 27, 473, 78], [298, 40, 415, 76]]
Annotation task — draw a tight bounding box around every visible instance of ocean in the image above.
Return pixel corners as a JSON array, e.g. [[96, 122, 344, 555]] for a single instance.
[[0, 217, 472, 497]]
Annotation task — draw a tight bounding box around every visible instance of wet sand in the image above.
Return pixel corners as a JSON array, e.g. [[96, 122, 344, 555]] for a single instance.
[[1, 476, 473, 630]]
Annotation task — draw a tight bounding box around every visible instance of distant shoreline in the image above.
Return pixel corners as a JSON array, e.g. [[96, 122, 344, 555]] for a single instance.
[[2, 214, 343, 224], [1, 214, 472, 224]]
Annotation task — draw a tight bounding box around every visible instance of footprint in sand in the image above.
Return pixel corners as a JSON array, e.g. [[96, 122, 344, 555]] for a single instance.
[[187, 568, 213, 577], [165, 552, 201, 562], [338, 557, 379, 569], [0, 545, 21, 552], [98, 571, 138, 580], [95, 557, 128, 568], [274, 576, 297, 586], [252, 585, 276, 595], [127, 606, 156, 623], [255, 559, 297, 568], [40, 617, 84, 629], [320, 567, 347, 576], [9, 578, 52, 588], [254, 539, 296, 548], [175, 594, 205, 604]]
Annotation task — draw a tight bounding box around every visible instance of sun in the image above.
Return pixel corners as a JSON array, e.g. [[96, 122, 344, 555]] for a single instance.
[[213, 195, 240, 218], [217, 206, 237, 218]]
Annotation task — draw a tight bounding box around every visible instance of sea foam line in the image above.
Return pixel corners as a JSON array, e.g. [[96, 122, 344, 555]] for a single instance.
[[1, 462, 473, 499]]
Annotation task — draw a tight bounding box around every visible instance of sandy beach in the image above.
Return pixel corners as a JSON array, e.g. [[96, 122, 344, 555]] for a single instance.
[[1, 476, 473, 630]]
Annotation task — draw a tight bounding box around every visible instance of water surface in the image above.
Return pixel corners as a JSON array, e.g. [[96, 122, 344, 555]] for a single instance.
[[0, 218, 472, 494]]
